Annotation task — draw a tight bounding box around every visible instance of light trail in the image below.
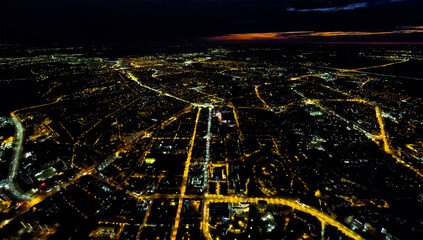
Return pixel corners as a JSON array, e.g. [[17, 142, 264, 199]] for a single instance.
[[340, 58, 409, 72], [203, 106, 213, 192], [202, 199, 213, 240], [375, 106, 391, 153], [272, 137, 281, 155], [228, 102, 244, 141], [237, 106, 268, 110], [242, 149, 261, 160], [152, 137, 190, 140], [290, 73, 325, 81], [255, 85, 270, 109], [137, 199, 153, 238], [172, 122, 181, 142], [126, 71, 208, 107], [10, 97, 62, 121], [200, 106, 213, 240], [59, 121, 74, 141], [193, 88, 226, 103], [360, 77, 374, 88], [41, 83, 60, 98], [374, 106, 423, 178], [170, 108, 202, 240], [118, 72, 139, 95], [8, 116, 33, 201]]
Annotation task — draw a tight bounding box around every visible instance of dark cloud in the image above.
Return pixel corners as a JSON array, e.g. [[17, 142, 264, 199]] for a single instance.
[[286, 0, 410, 12], [287, 0, 405, 10], [287, 2, 369, 12]]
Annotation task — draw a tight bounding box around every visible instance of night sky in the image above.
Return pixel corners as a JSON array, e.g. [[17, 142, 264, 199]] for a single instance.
[[0, 0, 422, 44]]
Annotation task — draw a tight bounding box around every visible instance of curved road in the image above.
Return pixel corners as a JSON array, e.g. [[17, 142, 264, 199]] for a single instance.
[[7, 115, 34, 201]]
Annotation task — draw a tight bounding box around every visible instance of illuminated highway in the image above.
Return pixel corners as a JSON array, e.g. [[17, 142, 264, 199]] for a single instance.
[[170, 108, 202, 240], [255, 85, 270, 109], [8, 116, 32, 201], [137, 199, 153, 238], [203, 106, 213, 192], [126, 71, 202, 107], [201, 195, 364, 240], [339, 58, 409, 72], [228, 102, 244, 141], [6, 97, 63, 201]]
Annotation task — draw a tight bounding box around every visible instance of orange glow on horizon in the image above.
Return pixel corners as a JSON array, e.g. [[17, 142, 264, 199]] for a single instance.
[[206, 27, 423, 41], [208, 32, 284, 41]]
